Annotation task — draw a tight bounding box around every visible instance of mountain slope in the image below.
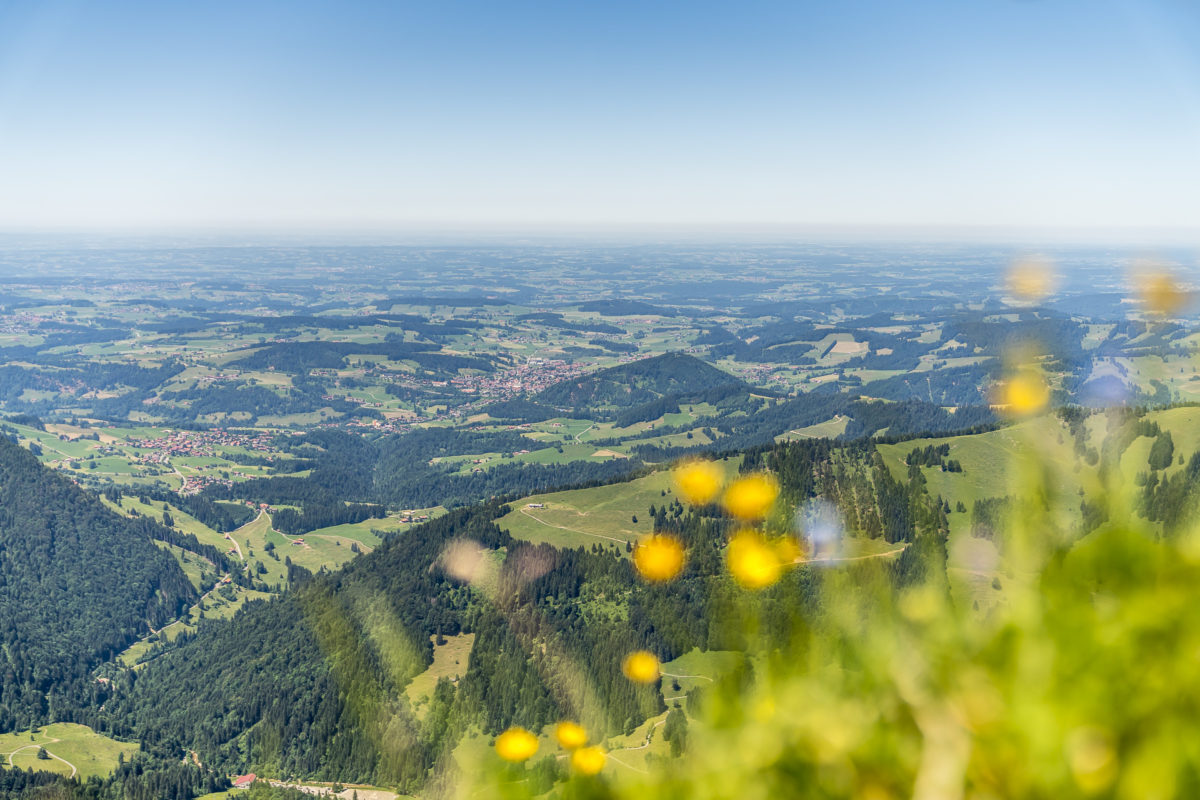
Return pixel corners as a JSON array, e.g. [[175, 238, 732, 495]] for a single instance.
[[102, 502, 667, 791], [0, 434, 195, 729]]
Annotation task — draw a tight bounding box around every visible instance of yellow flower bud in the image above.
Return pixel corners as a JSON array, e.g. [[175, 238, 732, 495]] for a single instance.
[[571, 745, 607, 775], [621, 650, 660, 684], [723, 473, 779, 520], [494, 727, 539, 762], [633, 534, 685, 582], [554, 721, 588, 750], [674, 460, 723, 506], [727, 530, 782, 589], [1000, 370, 1049, 416]]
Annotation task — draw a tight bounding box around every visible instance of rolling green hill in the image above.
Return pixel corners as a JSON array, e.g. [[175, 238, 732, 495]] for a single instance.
[[534, 352, 753, 417]]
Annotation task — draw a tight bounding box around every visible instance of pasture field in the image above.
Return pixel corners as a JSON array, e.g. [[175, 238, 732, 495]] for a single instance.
[[498, 471, 670, 549], [775, 414, 849, 442], [0, 723, 138, 780], [499, 457, 743, 549]]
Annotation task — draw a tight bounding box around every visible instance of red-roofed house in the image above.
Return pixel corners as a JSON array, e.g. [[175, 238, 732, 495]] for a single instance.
[[233, 773, 256, 789]]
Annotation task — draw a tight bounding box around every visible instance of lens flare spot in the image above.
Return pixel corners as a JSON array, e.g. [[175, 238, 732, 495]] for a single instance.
[[554, 721, 588, 750], [622, 650, 661, 684], [495, 727, 539, 762], [797, 499, 844, 560], [723, 473, 780, 520], [571, 745, 607, 775], [633, 534, 686, 582], [674, 459, 724, 506], [727, 530, 782, 589], [441, 538, 489, 584]]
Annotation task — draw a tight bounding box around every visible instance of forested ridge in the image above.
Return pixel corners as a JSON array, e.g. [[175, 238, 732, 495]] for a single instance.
[[0, 434, 196, 731], [534, 352, 756, 416]]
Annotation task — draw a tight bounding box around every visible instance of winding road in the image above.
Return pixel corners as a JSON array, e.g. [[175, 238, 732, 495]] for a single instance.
[[6, 738, 78, 779]]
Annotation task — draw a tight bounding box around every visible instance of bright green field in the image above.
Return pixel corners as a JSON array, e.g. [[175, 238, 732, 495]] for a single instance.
[[498, 471, 670, 547], [0, 723, 138, 780]]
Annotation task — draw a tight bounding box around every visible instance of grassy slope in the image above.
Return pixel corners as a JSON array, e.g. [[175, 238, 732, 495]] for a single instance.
[[0, 723, 138, 780], [405, 633, 475, 715], [497, 460, 742, 549]]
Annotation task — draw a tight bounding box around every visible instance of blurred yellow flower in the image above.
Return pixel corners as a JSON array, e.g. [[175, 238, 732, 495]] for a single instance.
[[494, 727, 539, 762], [633, 534, 685, 582], [554, 721, 588, 750], [571, 745, 607, 775], [999, 370, 1049, 416], [723, 473, 779, 520], [674, 459, 724, 505], [727, 530, 782, 589], [1138, 270, 1189, 315], [1007, 256, 1055, 301], [622, 650, 660, 684]]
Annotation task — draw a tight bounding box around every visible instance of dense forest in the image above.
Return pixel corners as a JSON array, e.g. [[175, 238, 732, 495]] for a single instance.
[[0, 435, 196, 731]]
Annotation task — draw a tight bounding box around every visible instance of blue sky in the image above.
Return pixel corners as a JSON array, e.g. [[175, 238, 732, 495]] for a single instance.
[[1, 0, 1199, 235]]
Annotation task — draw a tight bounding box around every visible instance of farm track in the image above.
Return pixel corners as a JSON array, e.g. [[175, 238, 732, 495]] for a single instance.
[[6, 737, 78, 779], [517, 507, 628, 544], [224, 510, 267, 560]]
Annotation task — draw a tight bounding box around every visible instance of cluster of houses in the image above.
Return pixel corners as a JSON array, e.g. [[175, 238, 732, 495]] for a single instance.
[[180, 474, 235, 495], [448, 357, 589, 399], [195, 373, 239, 385], [126, 428, 276, 460], [0, 311, 50, 334], [321, 393, 385, 408]]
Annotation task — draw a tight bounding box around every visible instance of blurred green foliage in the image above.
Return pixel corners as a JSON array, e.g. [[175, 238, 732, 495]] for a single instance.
[[458, 424, 1200, 800]]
